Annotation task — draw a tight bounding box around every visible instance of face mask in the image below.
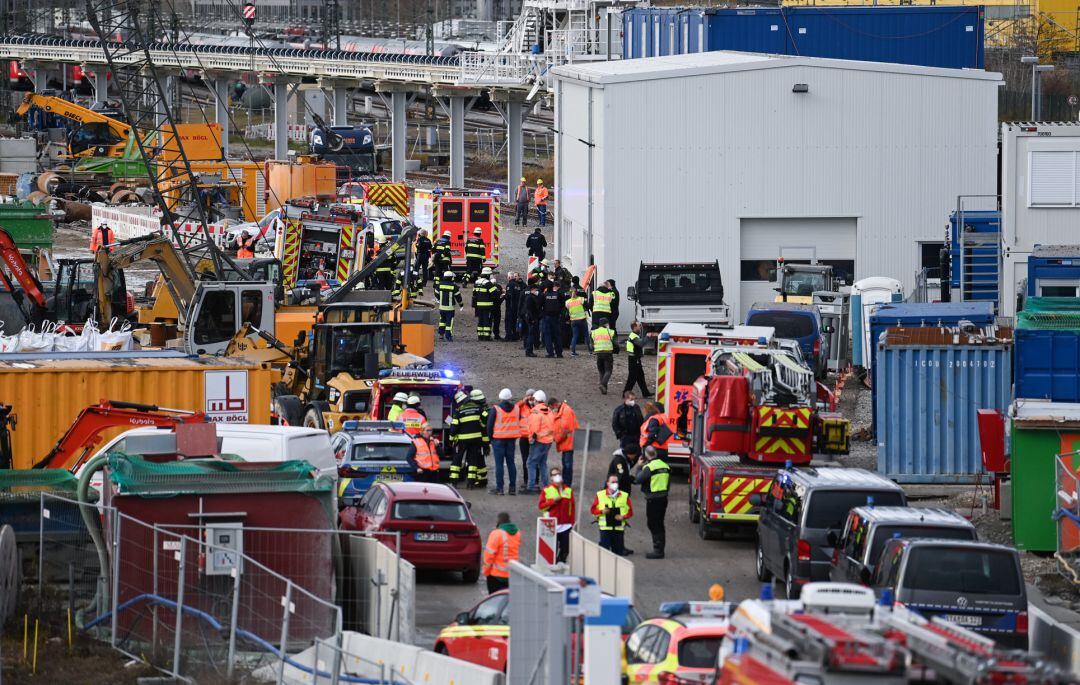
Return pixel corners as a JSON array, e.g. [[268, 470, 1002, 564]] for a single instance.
[[608, 482, 619, 493], [552, 474, 562, 484], [625, 400, 635, 406]]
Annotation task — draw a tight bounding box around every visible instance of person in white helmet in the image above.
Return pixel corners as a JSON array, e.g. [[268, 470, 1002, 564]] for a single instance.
[[486, 388, 519, 495], [449, 387, 489, 487], [387, 392, 408, 423], [437, 270, 463, 341], [472, 276, 494, 340], [525, 390, 554, 492]]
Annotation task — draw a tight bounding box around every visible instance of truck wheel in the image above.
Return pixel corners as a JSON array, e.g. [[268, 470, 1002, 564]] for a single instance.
[[461, 567, 480, 584], [688, 486, 700, 524], [303, 401, 330, 430], [755, 539, 773, 582], [698, 513, 715, 541], [784, 562, 801, 600], [273, 395, 303, 427]]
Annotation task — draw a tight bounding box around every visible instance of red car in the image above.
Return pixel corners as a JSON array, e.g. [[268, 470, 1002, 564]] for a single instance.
[[339, 481, 482, 582], [435, 589, 644, 672]]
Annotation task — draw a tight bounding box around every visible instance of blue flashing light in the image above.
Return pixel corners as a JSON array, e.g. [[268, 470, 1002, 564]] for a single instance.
[[784, 460, 793, 470], [658, 332, 670, 342], [892, 532, 902, 539], [760, 583, 773, 601], [867, 495, 875, 508], [880, 588, 894, 607], [732, 637, 749, 655], [342, 420, 361, 431], [757, 336, 767, 345], [490, 188, 501, 196], [658, 601, 688, 616], [442, 369, 455, 379]]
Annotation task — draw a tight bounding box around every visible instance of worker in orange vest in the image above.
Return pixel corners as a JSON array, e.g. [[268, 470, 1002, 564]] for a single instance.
[[406, 423, 442, 482], [525, 390, 555, 493], [640, 400, 674, 461], [235, 229, 256, 259], [534, 179, 549, 227], [549, 398, 580, 487], [487, 388, 520, 495], [515, 389, 535, 492], [400, 395, 427, 437], [89, 222, 116, 253], [482, 512, 521, 592]]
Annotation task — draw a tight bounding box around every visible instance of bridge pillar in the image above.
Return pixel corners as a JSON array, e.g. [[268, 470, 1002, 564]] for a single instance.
[[375, 82, 418, 183], [490, 89, 530, 198], [213, 78, 231, 157], [333, 87, 349, 126], [89, 66, 108, 104], [273, 77, 290, 161], [433, 86, 481, 189]]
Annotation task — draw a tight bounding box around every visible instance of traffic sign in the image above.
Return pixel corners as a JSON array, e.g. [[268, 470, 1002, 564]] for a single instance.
[[242, 2, 256, 24], [563, 582, 602, 618]]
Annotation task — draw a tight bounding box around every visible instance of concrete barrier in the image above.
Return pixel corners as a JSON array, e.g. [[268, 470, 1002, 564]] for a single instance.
[[414, 649, 505, 685], [345, 534, 416, 644], [568, 531, 634, 600]]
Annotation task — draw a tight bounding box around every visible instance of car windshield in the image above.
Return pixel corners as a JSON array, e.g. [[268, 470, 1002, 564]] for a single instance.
[[747, 312, 815, 339], [678, 636, 724, 668], [380, 220, 403, 236], [868, 525, 975, 566], [393, 500, 468, 522], [805, 490, 905, 530], [903, 547, 1021, 596], [641, 268, 722, 294], [349, 442, 412, 462]]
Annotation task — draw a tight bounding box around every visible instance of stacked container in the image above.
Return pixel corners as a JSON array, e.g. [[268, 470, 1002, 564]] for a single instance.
[[1015, 298, 1080, 402], [875, 327, 1012, 483]]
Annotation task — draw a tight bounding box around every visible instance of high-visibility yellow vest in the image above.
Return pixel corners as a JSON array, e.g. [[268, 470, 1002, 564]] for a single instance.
[[593, 290, 614, 313], [649, 459, 671, 494], [592, 327, 614, 353], [566, 296, 587, 321], [626, 332, 642, 355], [595, 490, 630, 530]]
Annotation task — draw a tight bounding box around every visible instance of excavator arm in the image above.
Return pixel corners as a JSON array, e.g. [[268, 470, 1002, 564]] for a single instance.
[[32, 399, 207, 471], [95, 233, 198, 325], [17, 93, 131, 141], [0, 226, 47, 311]]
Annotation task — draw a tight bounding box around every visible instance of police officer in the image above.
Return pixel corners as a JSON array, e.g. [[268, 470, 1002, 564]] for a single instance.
[[449, 388, 489, 487], [632, 446, 670, 559], [472, 276, 495, 341], [592, 282, 615, 328], [464, 228, 486, 284], [540, 282, 565, 358], [591, 317, 617, 395], [437, 271, 463, 341], [503, 272, 524, 342], [623, 321, 652, 397]]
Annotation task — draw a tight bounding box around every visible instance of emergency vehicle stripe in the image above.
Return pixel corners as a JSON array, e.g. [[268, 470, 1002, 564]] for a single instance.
[[757, 406, 811, 429], [338, 222, 355, 281], [723, 477, 767, 515], [364, 183, 409, 216], [657, 343, 668, 402], [489, 201, 500, 266], [754, 436, 806, 454], [281, 219, 301, 288], [438, 626, 509, 638]]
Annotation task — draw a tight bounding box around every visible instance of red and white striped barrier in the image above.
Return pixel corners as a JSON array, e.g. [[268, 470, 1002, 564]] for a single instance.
[[91, 203, 231, 248]]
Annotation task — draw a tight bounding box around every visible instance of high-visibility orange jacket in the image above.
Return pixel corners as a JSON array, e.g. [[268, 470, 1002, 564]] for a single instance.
[[516, 399, 533, 438], [640, 413, 675, 451], [410, 436, 440, 471], [482, 525, 521, 579], [90, 225, 115, 252], [552, 403, 579, 452], [534, 185, 549, 207], [400, 408, 426, 437], [491, 404, 520, 440], [528, 403, 555, 444]]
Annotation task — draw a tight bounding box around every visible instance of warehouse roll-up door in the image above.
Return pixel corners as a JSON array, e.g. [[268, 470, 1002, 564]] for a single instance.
[[739, 217, 857, 318]]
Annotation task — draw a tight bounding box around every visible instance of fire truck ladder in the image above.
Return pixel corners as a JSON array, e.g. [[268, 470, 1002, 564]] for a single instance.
[[762, 610, 905, 676], [83, 0, 248, 282], [882, 613, 1059, 684]]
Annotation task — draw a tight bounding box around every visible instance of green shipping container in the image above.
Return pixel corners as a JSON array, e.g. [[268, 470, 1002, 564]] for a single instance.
[[0, 202, 53, 251], [1010, 400, 1080, 552]]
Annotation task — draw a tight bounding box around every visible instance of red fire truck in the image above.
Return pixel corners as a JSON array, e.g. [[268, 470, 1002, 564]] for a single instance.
[[275, 201, 362, 289], [413, 188, 499, 270]]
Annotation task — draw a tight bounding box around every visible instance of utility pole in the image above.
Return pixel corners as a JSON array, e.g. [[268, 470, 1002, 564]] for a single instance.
[[1021, 55, 1055, 121]]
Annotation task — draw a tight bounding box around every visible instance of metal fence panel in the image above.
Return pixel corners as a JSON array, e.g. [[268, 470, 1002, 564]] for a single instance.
[[568, 532, 634, 601], [507, 561, 571, 685]]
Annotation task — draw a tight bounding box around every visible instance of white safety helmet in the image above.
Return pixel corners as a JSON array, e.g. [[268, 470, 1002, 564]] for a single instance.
[[407, 395, 421, 406], [473, 227, 482, 235], [393, 392, 408, 403], [524, 388, 535, 398], [481, 267, 493, 276], [443, 271, 454, 279], [470, 389, 486, 401], [541, 259, 551, 267], [533, 390, 547, 403], [498, 388, 512, 401], [442, 230, 451, 237]]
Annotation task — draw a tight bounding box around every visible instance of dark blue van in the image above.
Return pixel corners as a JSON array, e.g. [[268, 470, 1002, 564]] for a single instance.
[[745, 302, 827, 377]]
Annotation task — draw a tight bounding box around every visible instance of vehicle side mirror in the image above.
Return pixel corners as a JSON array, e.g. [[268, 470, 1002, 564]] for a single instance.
[[859, 567, 873, 586], [455, 611, 470, 625], [826, 531, 838, 547], [627, 286, 637, 301], [748, 493, 763, 507]]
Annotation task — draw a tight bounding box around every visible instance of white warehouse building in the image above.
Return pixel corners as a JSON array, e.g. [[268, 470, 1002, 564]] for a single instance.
[[551, 52, 1002, 325]]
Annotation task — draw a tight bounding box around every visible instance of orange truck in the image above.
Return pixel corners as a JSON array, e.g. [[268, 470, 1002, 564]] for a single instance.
[[412, 188, 500, 270], [655, 323, 775, 464]]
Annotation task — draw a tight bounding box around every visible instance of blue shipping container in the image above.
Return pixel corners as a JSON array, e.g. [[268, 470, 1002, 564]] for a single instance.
[[1015, 329, 1080, 402], [623, 5, 984, 69], [876, 340, 1012, 483], [949, 209, 1000, 305], [869, 302, 996, 433], [1028, 246, 1080, 297]]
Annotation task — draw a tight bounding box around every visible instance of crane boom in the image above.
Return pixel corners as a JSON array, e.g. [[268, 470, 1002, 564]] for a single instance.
[[16, 93, 132, 140]]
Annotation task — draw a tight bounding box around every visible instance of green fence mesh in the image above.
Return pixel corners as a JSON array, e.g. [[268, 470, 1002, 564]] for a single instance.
[[107, 453, 333, 496], [1017, 309, 1080, 332], [1021, 297, 1080, 314], [0, 469, 79, 493]]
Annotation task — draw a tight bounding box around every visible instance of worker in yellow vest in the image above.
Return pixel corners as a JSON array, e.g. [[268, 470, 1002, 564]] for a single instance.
[[565, 288, 591, 356], [592, 283, 615, 329], [591, 318, 617, 395], [590, 474, 633, 557], [386, 393, 408, 423]]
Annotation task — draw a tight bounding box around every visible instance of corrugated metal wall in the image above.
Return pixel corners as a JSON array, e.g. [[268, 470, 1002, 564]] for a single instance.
[[875, 342, 1012, 483], [0, 357, 275, 468], [622, 6, 984, 69], [554, 58, 1000, 325]]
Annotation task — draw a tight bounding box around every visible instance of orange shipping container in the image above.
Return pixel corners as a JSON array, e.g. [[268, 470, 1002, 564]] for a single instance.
[[0, 354, 275, 469], [157, 123, 224, 163], [266, 161, 338, 212]]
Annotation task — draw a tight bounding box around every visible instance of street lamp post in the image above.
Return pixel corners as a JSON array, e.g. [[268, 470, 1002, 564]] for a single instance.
[[1022, 55, 1055, 121]]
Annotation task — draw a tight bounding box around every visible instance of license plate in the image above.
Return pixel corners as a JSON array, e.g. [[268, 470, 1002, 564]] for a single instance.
[[414, 532, 448, 542], [942, 613, 982, 627]]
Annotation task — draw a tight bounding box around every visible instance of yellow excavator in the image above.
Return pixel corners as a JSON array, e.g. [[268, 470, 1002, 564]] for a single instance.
[[16, 93, 222, 162]]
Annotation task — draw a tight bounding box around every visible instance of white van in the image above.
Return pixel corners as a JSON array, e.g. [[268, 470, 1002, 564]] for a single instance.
[[78, 425, 337, 483]]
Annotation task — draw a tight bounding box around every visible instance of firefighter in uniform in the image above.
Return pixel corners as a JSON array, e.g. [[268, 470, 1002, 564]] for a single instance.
[[623, 321, 652, 397], [472, 276, 495, 341], [400, 395, 427, 437], [392, 268, 422, 301], [590, 474, 633, 557], [632, 446, 671, 559], [449, 388, 489, 487], [374, 237, 396, 290], [432, 231, 453, 286], [437, 271, 463, 341], [464, 228, 486, 284], [407, 423, 442, 482]]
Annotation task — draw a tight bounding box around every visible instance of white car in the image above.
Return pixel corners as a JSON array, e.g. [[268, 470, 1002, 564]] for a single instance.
[[225, 208, 284, 252]]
